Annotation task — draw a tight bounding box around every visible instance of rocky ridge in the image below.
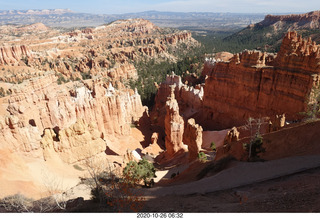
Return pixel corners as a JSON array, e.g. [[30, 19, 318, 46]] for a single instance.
[[225, 10, 320, 53], [0, 19, 199, 84], [260, 11, 320, 29]]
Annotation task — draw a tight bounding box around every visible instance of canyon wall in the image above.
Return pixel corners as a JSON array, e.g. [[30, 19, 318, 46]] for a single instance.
[[0, 73, 145, 163], [201, 32, 320, 129]]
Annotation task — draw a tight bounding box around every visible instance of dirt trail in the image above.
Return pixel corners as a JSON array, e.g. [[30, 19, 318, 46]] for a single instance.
[[144, 155, 320, 197]]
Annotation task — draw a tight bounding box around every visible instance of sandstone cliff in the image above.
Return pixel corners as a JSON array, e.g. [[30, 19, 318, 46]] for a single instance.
[[0, 45, 32, 66], [0, 73, 145, 163], [260, 11, 320, 29], [201, 32, 320, 129]]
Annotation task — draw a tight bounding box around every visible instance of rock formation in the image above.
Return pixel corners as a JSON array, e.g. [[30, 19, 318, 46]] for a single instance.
[[151, 73, 203, 127], [223, 127, 240, 145], [0, 45, 32, 65], [274, 31, 320, 74], [183, 118, 203, 161], [0, 19, 199, 83], [201, 32, 320, 129], [40, 119, 106, 164], [0, 73, 145, 162], [164, 87, 186, 156], [260, 11, 320, 29]]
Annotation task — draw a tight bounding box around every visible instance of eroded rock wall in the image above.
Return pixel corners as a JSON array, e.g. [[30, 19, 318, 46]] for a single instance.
[[0, 73, 145, 162], [0, 45, 32, 65], [201, 32, 320, 129], [151, 73, 203, 127]]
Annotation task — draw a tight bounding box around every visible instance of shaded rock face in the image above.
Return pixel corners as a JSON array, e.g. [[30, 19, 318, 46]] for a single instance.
[[164, 89, 185, 156], [201, 32, 320, 130], [183, 118, 203, 161], [0, 73, 145, 162]]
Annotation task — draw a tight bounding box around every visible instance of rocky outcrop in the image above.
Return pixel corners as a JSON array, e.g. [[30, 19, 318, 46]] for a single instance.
[[223, 127, 240, 145], [0, 45, 32, 65], [0, 73, 145, 160], [164, 88, 186, 156], [151, 73, 203, 127], [274, 31, 320, 74], [40, 119, 106, 164], [201, 32, 320, 129], [260, 11, 320, 29], [183, 118, 203, 161]]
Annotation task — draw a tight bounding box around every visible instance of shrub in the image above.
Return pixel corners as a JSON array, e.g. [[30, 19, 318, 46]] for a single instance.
[[198, 152, 207, 163], [56, 74, 68, 85], [210, 142, 216, 152], [0, 87, 5, 97], [243, 135, 265, 161], [302, 85, 320, 121], [123, 158, 156, 187]]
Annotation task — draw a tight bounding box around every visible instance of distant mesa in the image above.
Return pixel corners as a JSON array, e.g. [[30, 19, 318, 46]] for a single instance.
[[258, 10, 320, 29], [0, 9, 73, 15]]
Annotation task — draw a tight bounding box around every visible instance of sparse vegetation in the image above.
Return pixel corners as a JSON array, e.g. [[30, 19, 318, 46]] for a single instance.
[[123, 158, 156, 187], [56, 73, 69, 84], [198, 152, 208, 163], [130, 47, 204, 107], [80, 71, 92, 80], [81, 156, 146, 212], [210, 142, 216, 152], [243, 117, 266, 161], [302, 85, 320, 121]]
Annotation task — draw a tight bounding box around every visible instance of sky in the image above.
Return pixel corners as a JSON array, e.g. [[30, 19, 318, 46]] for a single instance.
[[0, 0, 319, 14]]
